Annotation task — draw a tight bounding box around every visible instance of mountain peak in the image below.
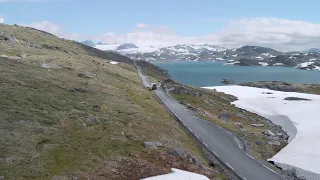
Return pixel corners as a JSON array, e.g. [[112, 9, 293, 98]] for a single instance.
[[96, 42, 105, 45], [116, 43, 138, 50], [237, 45, 281, 54], [80, 40, 95, 47], [308, 48, 320, 53]]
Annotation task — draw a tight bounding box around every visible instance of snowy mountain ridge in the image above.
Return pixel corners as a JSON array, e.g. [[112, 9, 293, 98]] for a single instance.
[[92, 42, 229, 61], [80, 41, 320, 70]]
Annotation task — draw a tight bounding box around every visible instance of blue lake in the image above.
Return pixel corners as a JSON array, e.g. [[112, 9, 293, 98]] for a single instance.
[[153, 61, 320, 87]]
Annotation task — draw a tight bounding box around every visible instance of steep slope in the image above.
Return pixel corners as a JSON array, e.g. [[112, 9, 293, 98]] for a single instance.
[[0, 24, 219, 179]]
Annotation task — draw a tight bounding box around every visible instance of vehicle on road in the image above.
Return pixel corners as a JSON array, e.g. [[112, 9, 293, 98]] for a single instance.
[[151, 83, 157, 90]]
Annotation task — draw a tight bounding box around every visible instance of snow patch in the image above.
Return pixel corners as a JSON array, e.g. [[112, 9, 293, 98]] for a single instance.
[[295, 62, 320, 70], [120, 46, 159, 53], [109, 61, 119, 65], [146, 57, 156, 61], [95, 44, 120, 51], [225, 60, 239, 65], [203, 86, 320, 175], [261, 53, 270, 56], [273, 63, 285, 66], [142, 168, 210, 180], [255, 56, 264, 60], [258, 62, 269, 66], [296, 62, 314, 68]]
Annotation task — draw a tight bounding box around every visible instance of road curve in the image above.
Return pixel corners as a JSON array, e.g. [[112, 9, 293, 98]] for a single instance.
[[135, 61, 286, 180]]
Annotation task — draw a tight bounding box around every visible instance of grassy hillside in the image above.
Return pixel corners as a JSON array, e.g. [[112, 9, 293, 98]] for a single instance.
[[0, 24, 218, 179]]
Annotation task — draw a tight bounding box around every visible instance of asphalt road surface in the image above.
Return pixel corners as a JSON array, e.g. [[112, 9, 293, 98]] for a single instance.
[[135, 62, 286, 180]]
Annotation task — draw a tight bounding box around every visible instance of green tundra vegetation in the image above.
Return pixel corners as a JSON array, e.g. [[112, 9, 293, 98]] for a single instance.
[[0, 24, 217, 179]]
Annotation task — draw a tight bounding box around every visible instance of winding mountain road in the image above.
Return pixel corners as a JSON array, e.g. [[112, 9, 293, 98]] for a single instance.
[[135, 62, 285, 180]]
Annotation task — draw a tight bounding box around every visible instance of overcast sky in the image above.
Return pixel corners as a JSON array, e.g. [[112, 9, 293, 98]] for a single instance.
[[1, 0, 320, 51]]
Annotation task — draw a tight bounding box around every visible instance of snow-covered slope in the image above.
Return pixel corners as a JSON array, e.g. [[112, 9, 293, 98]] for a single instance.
[[295, 62, 320, 70], [204, 85, 320, 178], [94, 44, 285, 63], [112, 44, 227, 61], [142, 168, 209, 180]]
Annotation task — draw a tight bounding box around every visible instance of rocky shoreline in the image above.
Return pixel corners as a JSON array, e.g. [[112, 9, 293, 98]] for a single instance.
[[240, 81, 320, 95], [224, 58, 320, 72]]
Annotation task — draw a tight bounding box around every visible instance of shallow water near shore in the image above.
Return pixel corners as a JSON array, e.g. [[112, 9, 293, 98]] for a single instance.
[[154, 61, 320, 86]]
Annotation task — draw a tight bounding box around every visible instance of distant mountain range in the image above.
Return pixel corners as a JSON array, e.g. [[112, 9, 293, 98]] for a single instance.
[[80, 41, 320, 71], [81, 40, 95, 47]]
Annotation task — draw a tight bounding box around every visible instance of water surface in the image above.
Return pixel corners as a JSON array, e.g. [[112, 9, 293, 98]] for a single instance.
[[154, 61, 320, 86]]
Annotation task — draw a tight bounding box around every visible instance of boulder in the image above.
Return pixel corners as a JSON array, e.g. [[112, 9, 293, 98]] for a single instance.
[[143, 142, 157, 149], [180, 101, 205, 116], [221, 79, 235, 85], [284, 97, 311, 101], [281, 169, 306, 180], [276, 132, 283, 136], [153, 142, 163, 147], [77, 73, 91, 78], [241, 128, 247, 133], [86, 116, 100, 126], [267, 130, 276, 136], [93, 105, 101, 110], [236, 113, 247, 120], [52, 176, 68, 180], [268, 141, 280, 146], [0, 35, 7, 41], [168, 148, 188, 159], [70, 88, 89, 93], [261, 91, 274, 95], [218, 112, 230, 121], [256, 141, 263, 146], [180, 101, 193, 109], [251, 124, 265, 127], [262, 130, 276, 136], [143, 141, 163, 149], [167, 148, 200, 164], [235, 122, 244, 129]]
